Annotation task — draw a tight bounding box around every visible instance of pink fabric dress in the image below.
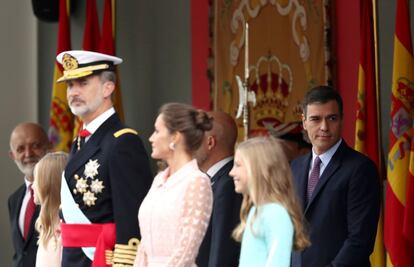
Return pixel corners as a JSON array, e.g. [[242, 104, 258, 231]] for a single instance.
[[35, 230, 62, 267], [133, 159, 213, 267]]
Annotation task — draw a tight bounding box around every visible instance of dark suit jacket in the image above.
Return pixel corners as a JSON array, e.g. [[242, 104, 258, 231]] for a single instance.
[[61, 113, 153, 267], [196, 160, 242, 267], [291, 141, 381, 267], [8, 184, 40, 267]]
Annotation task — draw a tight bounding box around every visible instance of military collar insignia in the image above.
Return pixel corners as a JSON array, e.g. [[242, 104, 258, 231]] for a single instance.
[[73, 159, 105, 207]]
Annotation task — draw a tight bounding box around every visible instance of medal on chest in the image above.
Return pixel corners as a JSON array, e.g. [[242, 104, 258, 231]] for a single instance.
[[73, 159, 105, 207]]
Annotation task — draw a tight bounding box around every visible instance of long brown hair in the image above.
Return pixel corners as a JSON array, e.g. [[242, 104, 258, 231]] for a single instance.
[[232, 136, 310, 250], [34, 151, 68, 247]]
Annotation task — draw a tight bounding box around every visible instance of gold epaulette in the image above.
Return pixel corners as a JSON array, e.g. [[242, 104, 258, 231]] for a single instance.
[[112, 238, 140, 266], [113, 128, 138, 138]]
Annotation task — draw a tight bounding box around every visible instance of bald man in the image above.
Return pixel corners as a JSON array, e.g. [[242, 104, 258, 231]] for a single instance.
[[195, 111, 242, 267], [8, 122, 51, 267]]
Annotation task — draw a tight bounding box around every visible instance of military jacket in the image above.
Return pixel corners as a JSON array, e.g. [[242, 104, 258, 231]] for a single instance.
[[61, 113, 152, 267]]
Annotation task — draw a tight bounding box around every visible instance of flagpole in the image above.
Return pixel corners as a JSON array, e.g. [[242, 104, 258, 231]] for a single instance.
[[243, 22, 249, 141], [112, 0, 116, 41], [66, 0, 70, 15], [213, 1, 218, 110], [372, 0, 384, 177]]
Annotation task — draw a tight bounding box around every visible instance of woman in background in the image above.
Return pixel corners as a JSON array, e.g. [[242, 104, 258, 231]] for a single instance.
[[33, 151, 68, 267], [134, 103, 213, 267], [230, 136, 309, 267]]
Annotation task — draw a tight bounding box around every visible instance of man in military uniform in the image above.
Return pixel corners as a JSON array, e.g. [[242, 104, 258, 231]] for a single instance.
[[57, 50, 153, 267]]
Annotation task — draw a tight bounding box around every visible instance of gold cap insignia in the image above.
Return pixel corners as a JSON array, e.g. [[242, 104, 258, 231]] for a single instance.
[[56, 50, 122, 83], [62, 53, 79, 71]]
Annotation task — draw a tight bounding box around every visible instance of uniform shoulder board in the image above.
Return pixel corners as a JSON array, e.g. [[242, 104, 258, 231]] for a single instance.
[[113, 128, 138, 138]]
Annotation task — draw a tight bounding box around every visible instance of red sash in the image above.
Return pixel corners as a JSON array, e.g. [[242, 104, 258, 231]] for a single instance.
[[61, 223, 116, 267]]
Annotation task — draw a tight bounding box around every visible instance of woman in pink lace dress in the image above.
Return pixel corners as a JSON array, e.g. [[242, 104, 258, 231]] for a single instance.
[[134, 103, 213, 267], [33, 152, 68, 267]]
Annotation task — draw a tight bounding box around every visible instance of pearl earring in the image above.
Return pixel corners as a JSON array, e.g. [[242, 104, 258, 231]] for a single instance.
[[169, 142, 176, 150]]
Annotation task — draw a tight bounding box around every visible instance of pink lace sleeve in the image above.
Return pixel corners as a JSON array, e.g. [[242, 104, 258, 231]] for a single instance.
[[166, 175, 213, 267], [133, 240, 147, 267]]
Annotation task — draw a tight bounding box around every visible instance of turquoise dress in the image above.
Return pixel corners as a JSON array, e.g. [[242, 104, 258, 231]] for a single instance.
[[239, 203, 293, 267]]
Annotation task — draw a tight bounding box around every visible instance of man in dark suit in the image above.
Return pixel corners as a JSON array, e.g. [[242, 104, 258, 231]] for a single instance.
[[8, 122, 51, 267], [56, 50, 153, 267], [291, 86, 381, 267], [195, 111, 242, 267]]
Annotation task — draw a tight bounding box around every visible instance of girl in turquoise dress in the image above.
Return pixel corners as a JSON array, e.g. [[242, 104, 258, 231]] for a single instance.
[[230, 136, 310, 267]]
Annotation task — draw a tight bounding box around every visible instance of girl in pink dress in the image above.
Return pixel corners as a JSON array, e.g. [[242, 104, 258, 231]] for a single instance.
[[134, 103, 213, 267], [33, 152, 68, 267]]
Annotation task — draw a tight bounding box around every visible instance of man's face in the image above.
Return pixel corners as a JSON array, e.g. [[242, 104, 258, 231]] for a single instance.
[[302, 100, 342, 155], [9, 127, 49, 180], [66, 75, 105, 121]]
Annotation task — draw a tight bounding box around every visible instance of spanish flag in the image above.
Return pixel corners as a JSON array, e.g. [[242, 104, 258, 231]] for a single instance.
[[48, 0, 73, 152], [354, 0, 384, 266], [384, 0, 414, 266]]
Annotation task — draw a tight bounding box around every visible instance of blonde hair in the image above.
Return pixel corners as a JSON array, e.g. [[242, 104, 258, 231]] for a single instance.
[[34, 151, 68, 247], [232, 136, 310, 250]]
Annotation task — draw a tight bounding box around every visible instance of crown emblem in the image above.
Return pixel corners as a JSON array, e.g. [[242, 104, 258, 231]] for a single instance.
[[247, 53, 293, 135], [396, 77, 414, 111], [62, 53, 79, 71]]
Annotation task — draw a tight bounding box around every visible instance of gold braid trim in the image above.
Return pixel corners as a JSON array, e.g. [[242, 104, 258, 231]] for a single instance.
[[105, 250, 114, 265], [112, 238, 140, 267], [56, 64, 110, 82], [113, 128, 138, 138]]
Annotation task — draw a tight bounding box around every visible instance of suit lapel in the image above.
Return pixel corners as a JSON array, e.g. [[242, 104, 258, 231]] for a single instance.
[[296, 154, 312, 209], [13, 186, 26, 242], [210, 160, 233, 190], [305, 141, 347, 212], [68, 137, 78, 161], [65, 143, 100, 178], [65, 114, 119, 178], [12, 186, 40, 245]]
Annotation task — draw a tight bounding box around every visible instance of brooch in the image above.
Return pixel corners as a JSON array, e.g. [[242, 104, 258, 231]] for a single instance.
[[73, 159, 105, 207]]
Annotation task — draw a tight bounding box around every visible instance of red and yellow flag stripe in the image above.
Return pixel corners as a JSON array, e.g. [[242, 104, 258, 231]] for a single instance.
[[385, 0, 414, 266], [354, 1, 384, 266], [48, 0, 74, 152]]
